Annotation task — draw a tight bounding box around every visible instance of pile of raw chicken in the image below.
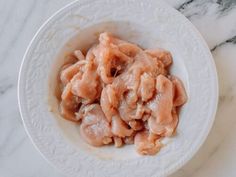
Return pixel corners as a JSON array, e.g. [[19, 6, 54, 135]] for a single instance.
[[58, 32, 187, 155]]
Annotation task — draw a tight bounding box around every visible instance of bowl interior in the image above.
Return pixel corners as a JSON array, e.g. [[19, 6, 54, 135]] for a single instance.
[[19, 0, 218, 176], [48, 21, 189, 160]]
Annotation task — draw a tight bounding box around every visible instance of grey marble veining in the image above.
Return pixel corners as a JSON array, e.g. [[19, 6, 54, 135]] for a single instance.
[[177, 0, 236, 15], [216, 0, 236, 13], [211, 35, 236, 51], [0, 0, 236, 177]]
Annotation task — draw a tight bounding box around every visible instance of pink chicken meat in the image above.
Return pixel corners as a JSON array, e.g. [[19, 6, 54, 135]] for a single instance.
[[58, 32, 187, 155]]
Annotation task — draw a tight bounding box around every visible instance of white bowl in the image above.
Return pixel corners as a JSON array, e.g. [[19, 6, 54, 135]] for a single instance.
[[18, 0, 218, 177]]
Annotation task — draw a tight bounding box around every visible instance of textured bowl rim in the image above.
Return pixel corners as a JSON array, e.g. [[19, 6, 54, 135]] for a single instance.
[[18, 0, 219, 176]]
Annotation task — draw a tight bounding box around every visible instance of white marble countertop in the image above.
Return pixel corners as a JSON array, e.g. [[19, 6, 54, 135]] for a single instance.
[[0, 0, 236, 177]]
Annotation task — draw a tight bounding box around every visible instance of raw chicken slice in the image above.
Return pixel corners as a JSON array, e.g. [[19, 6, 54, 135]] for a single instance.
[[165, 108, 179, 137], [138, 73, 155, 102], [117, 42, 141, 57], [94, 33, 133, 84], [59, 102, 78, 122], [99, 33, 139, 60], [104, 33, 141, 57], [59, 83, 80, 122], [75, 103, 87, 121], [145, 48, 172, 67], [106, 85, 119, 108], [134, 130, 162, 155], [118, 98, 134, 122], [148, 109, 179, 137], [128, 120, 144, 131], [169, 76, 187, 107], [124, 90, 138, 109], [111, 73, 127, 95], [148, 75, 173, 124], [123, 134, 135, 144], [80, 104, 112, 146], [100, 86, 117, 122], [114, 137, 123, 147], [131, 50, 165, 77], [94, 46, 114, 84], [148, 116, 166, 135], [118, 98, 145, 121], [60, 60, 86, 85], [74, 50, 85, 60], [61, 83, 78, 109], [85, 46, 96, 61], [148, 132, 160, 142], [129, 103, 151, 120], [71, 59, 99, 101], [111, 115, 133, 137], [99, 32, 112, 46], [119, 95, 150, 122]]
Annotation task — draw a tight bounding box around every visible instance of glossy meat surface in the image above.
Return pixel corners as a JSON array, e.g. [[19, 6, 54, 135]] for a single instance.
[[58, 32, 187, 155]]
